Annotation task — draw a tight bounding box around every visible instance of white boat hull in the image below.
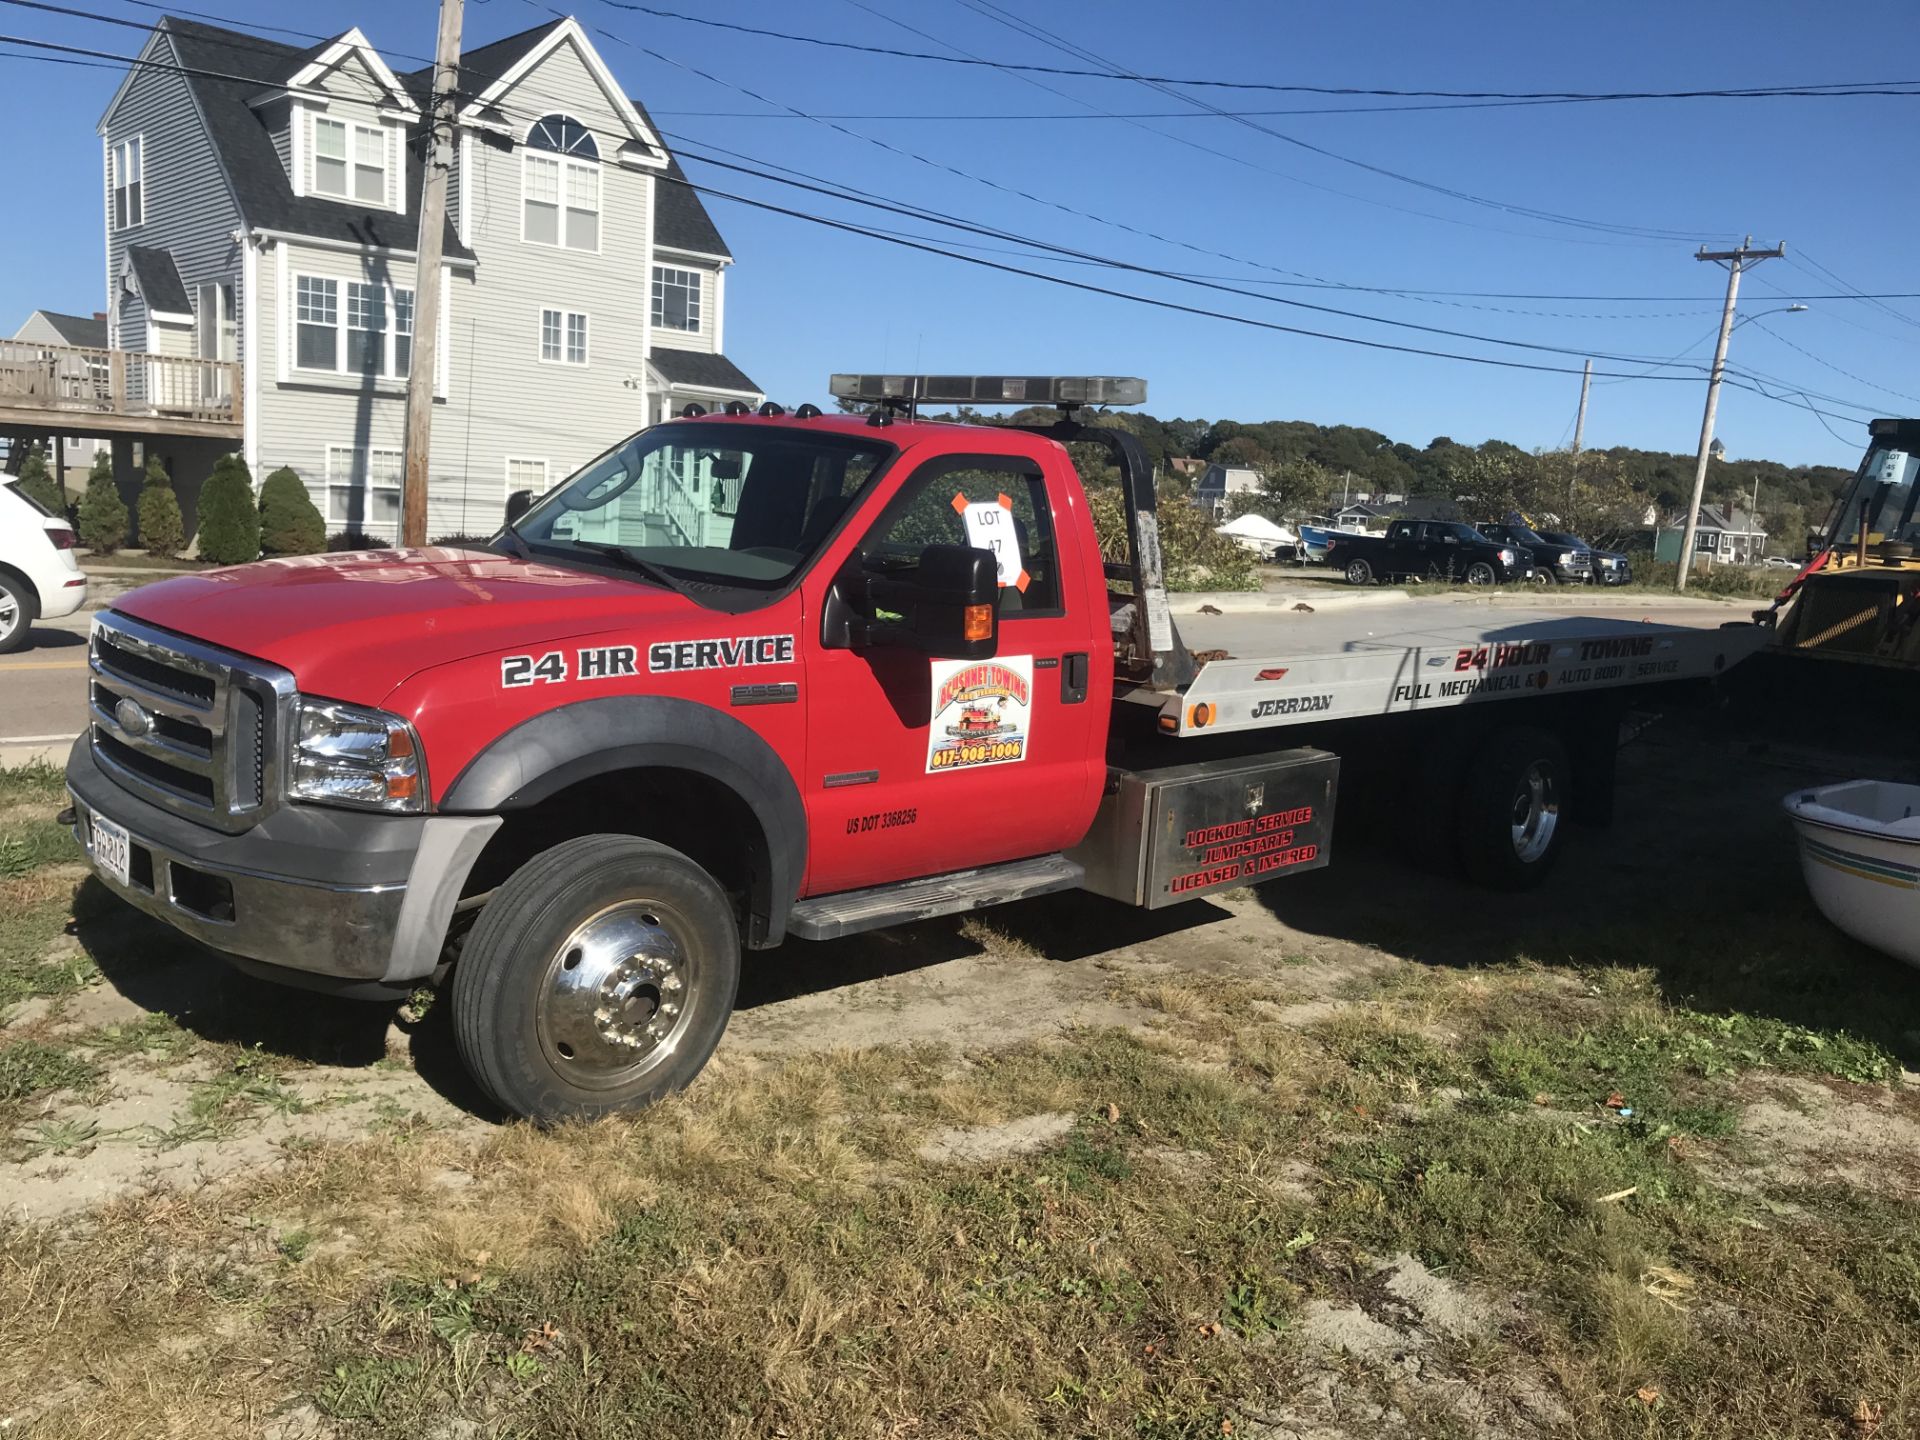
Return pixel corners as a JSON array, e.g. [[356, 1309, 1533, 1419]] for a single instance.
[[1784, 780, 1920, 969]]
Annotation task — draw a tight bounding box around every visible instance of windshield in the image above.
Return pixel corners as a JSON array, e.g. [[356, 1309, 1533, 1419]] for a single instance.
[[506, 423, 894, 589], [1537, 531, 1588, 550], [1436, 523, 1487, 543], [1825, 440, 1919, 549]]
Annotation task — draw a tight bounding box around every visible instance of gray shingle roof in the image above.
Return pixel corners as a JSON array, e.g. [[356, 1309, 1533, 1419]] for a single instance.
[[29, 311, 109, 348], [126, 246, 191, 315], [648, 348, 759, 395], [162, 17, 471, 259]]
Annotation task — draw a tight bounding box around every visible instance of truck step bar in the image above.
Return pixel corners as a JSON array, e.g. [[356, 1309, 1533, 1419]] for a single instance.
[[787, 854, 1085, 941]]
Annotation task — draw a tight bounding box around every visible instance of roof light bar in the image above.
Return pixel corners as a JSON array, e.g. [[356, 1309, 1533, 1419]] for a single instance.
[[828, 374, 1147, 408]]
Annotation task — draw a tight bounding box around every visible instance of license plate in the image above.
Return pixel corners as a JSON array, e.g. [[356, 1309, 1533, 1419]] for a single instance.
[[90, 812, 132, 889]]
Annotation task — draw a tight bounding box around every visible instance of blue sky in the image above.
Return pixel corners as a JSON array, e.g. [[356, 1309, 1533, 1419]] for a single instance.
[[4, 0, 1915, 467]]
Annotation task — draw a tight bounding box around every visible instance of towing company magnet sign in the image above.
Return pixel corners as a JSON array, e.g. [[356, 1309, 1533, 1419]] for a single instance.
[[927, 655, 1033, 773]]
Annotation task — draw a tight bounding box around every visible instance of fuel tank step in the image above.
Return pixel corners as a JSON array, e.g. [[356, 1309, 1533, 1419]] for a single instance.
[[786, 854, 1084, 941]]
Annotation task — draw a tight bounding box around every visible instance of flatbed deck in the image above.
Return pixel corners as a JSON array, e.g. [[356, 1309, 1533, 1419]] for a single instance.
[[1153, 597, 1765, 736]]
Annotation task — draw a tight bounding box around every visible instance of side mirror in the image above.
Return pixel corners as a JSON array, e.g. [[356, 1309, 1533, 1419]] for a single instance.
[[831, 543, 999, 659], [505, 489, 534, 525]]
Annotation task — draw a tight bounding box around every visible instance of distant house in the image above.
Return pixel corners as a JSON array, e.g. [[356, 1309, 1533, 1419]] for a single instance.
[[8, 311, 111, 484], [1194, 463, 1263, 517], [1167, 456, 1205, 479], [1653, 504, 1768, 564], [1331, 499, 1392, 530]]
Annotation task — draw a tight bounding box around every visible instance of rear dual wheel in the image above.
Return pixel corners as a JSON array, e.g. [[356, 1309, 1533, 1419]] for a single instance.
[[452, 835, 740, 1124]]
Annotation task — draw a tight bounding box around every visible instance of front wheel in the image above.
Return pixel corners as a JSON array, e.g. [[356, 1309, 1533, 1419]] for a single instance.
[[1456, 727, 1570, 890], [1345, 557, 1375, 585], [1465, 561, 1496, 586], [1533, 567, 1558, 586], [0, 574, 35, 654], [451, 834, 741, 1123]]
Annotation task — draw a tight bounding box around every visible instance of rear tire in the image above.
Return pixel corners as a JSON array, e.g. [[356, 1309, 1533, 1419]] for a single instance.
[[1456, 727, 1570, 890], [0, 574, 35, 654], [451, 834, 740, 1124], [1345, 557, 1374, 585]]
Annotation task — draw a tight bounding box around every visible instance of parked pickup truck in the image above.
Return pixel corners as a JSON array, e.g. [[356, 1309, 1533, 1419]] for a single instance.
[[1327, 519, 1534, 587], [1480, 522, 1593, 585], [65, 374, 1762, 1122]]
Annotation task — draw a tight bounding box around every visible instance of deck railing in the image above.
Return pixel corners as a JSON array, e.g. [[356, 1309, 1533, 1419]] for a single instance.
[[0, 338, 241, 427]]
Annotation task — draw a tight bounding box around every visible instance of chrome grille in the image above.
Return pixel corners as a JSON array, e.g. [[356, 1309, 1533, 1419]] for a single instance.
[[89, 613, 296, 833]]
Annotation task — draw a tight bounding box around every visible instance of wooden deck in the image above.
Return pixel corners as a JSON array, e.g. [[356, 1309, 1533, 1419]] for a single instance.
[[0, 338, 241, 441]]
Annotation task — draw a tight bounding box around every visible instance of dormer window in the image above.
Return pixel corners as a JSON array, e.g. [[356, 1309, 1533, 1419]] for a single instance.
[[523, 114, 599, 251], [313, 116, 388, 205]]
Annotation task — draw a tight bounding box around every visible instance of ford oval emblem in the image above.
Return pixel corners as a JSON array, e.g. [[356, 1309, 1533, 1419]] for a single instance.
[[114, 697, 154, 739]]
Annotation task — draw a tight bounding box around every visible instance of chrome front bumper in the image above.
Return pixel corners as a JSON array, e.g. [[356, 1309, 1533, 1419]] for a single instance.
[[67, 736, 498, 987]]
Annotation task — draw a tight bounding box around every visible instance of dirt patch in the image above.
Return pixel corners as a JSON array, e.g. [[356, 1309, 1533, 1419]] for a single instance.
[[917, 1111, 1076, 1164], [1726, 1074, 1920, 1197]]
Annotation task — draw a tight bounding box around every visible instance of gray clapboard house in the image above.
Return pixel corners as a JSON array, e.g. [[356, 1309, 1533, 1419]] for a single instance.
[[95, 14, 759, 540]]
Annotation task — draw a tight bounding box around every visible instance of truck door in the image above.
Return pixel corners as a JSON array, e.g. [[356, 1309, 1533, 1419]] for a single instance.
[[802, 449, 1104, 894]]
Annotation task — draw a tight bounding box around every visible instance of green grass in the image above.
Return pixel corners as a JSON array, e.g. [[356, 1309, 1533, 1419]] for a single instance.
[[0, 1037, 96, 1105], [0, 761, 68, 808]]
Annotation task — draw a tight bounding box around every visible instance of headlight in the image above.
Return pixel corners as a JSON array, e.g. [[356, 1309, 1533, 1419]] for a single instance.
[[1557, 552, 1576, 567], [289, 698, 426, 812], [1498, 548, 1517, 565]]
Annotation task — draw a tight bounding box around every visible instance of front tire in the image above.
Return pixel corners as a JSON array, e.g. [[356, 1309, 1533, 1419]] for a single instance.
[[1533, 567, 1558, 586], [1465, 561, 1497, 586], [1456, 727, 1570, 890], [451, 834, 741, 1123], [0, 574, 35, 654], [1345, 557, 1375, 585]]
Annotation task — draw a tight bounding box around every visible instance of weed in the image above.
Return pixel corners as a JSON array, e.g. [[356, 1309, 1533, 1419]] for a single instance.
[[0, 1038, 95, 1104], [315, 1356, 421, 1421]]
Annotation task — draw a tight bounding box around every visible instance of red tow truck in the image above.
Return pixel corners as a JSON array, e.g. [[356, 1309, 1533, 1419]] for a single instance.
[[65, 375, 1763, 1121]]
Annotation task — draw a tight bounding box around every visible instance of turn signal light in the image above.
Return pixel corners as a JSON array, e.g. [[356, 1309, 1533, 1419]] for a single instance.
[[963, 604, 993, 642], [1188, 702, 1214, 729]]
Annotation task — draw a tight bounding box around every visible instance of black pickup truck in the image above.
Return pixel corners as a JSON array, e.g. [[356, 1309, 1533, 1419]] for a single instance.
[[1328, 519, 1535, 586]]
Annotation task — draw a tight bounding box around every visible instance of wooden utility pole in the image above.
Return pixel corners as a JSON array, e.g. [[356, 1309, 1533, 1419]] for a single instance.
[[1571, 359, 1591, 457], [1674, 237, 1783, 592], [401, 0, 463, 548]]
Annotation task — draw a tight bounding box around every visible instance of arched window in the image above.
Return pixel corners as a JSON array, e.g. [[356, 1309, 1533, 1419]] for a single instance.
[[522, 115, 600, 250], [526, 114, 598, 160]]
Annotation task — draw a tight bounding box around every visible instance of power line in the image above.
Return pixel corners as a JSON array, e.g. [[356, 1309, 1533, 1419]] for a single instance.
[[1747, 320, 1920, 406], [581, 3, 1920, 104], [951, 0, 1710, 244]]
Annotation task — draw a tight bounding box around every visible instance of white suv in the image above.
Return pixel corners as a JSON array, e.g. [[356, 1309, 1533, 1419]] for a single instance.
[[0, 479, 88, 653]]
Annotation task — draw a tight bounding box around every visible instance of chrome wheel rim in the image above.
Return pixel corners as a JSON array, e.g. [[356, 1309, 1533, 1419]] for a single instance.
[[0, 590, 17, 642], [1467, 563, 1495, 586], [1346, 561, 1370, 584], [1510, 761, 1561, 863], [534, 900, 698, 1088]]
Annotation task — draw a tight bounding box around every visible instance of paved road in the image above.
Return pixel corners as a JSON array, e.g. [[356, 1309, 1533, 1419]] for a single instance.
[[0, 613, 91, 766]]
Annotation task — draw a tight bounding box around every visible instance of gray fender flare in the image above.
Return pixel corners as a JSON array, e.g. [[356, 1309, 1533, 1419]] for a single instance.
[[440, 695, 806, 946]]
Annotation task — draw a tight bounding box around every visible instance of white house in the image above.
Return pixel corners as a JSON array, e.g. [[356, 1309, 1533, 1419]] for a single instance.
[[7, 311, 111, 484], [1194, 463, 1263, 517], [96, 15, 759, 539]]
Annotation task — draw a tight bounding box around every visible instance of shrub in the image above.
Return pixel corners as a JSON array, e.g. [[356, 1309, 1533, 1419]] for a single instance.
[[14, 446, 64, 515], [258, 466, 326, 557], [328, 529, 385, 552], [195, 454, 261, 566], [77, 461, 130, 554], [136, 456, 185, 559], [427, 533, 494, 549]]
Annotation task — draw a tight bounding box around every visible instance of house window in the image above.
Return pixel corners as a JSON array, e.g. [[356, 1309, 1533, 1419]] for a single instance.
[[111, 135, 143, 229], [540, 308, 588, 365], [313, 116, 387, 205], [651, 267, 701, 333], [326, 445, 403, 530], [506, 457, 549, 498], [296, 277, 414, 376], [522, 115, 599, 251], [295, 275, 338, 370], [394, 288, 414, 375]]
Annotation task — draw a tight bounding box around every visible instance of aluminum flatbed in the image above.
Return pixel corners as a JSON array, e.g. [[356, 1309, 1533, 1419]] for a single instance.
[[1151, 596, 1765, 737]]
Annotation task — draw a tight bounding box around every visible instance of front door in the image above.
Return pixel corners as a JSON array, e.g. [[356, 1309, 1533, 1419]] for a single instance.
[[802, 449, 1102, 895]]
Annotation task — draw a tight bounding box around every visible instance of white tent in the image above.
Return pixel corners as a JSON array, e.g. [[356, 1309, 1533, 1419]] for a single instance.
[[1215, 513, 1299, 554]]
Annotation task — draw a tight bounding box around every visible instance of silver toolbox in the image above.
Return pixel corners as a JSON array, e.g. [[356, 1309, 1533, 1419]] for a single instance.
[[1071, 749, 1339, 908]]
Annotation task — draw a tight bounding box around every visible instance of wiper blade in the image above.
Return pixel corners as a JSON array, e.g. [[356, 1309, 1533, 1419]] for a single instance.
[[567, 540, 692, 596]]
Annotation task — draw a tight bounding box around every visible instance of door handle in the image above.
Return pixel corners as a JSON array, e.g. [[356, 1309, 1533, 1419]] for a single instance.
[[1062, 652, 1089, 704]]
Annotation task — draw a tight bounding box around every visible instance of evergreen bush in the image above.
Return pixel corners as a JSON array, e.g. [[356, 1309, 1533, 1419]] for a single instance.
[[258, 466, 326, 557], [136, 456, 186, 559], [195, 454, 261, 566], [76, 460, 130, 554], [14, 446, 64, 515]]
